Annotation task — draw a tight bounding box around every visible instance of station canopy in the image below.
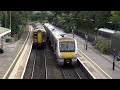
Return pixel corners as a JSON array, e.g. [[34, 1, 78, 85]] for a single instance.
[[0, 27, 11, 38]]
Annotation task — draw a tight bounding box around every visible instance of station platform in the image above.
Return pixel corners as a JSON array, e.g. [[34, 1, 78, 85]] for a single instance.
[[68, 33, 120, 79], [0, 26, 30, 79]]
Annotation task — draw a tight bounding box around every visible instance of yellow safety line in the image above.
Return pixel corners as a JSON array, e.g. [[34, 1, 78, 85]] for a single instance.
[[2, 31, 30, 79], [78, 48, 112, 79]]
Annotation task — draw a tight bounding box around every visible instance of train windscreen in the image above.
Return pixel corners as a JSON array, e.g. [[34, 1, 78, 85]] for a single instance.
[[59, 42, 75, 52], [34, 33, 37, 39]]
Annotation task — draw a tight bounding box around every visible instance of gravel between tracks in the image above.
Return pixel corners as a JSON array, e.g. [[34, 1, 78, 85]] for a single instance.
[[46, 40, 63, 79], [23, 48, 36, 79], [32, 47, 46, 79]]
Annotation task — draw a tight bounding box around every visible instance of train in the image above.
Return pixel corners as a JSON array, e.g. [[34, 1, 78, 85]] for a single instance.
[[44, 23, 78, 66], [97, 28, 115, 39], [31, 22, 46, 47], [97, 28, 120, 61], [111, 31, 120, 61]]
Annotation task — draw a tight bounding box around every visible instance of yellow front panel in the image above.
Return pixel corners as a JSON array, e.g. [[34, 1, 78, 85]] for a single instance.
[[60, 52, 75, 58], [38, 32, 42, 43]]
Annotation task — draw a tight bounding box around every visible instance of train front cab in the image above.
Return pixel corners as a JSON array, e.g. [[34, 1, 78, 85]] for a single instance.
[[33, 30, 46, 47], [57, 39, 77, 66]]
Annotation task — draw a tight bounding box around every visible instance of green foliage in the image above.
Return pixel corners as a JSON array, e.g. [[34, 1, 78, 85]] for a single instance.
[[5, 36, 13, 42], [11, 12, 22, 34], [31, 11, 112, 33], [95, 37, 111, 54], [0, 11, 4, 21], [1, 11, 32, 36], [5, 38, 11, 42], [30, 11, 120, 33], [110, 11, 120, 30]]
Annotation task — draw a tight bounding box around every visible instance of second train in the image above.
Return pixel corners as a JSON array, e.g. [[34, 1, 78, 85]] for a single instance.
[[31, 22, 46, 47]]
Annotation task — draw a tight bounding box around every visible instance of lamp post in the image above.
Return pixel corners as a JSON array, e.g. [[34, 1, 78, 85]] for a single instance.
[[108, 21, 117, 70], [85, 31, 88, 50], [10, 11, 11, 30], [5, 11, 7, 28], [70, 17, 78, 38], [9, 11, 12, 37], [83, 18, 88, 50], [72, 26, 75, 38], [112, 49, 116, 70], [0, 21, 1, 27]]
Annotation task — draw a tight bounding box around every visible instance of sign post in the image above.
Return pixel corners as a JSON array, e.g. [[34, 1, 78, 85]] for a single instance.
[[113, 49, 116, 70], [85, 32, 88, 50], [72, 29, 74, 38]]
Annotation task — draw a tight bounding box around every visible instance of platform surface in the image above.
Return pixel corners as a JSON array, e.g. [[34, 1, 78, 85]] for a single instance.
[[68, 33, 120, 79]]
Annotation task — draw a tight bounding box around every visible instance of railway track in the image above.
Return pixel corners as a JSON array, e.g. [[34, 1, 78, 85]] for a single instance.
[[60, 66, 80, 79], [23, 45, 47, 79], [60, 65, 87, 79], [30, 48, 37, 79], [45, 40, 63, 79], [23, 39, 88, 79]]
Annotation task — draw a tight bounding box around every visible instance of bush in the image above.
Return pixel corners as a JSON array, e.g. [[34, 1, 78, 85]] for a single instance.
[[5, 37, 13, 42], [5, 38, 11, 42], [95, 37, 111, 54]]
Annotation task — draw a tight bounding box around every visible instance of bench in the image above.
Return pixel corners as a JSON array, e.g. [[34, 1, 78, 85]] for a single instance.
[[0, 48, 3, 53]]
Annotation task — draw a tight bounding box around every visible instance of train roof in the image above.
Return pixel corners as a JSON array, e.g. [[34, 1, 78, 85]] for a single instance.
[[32, 23, 45, 31], [35, 25, 44, 29], [44, 23, 74, 40], [98, 28, 115, 34], [32, 23, 43, 28], [112, 31, 120, 39]]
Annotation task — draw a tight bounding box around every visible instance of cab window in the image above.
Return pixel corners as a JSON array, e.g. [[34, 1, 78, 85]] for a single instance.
[[59, 42, 75, 52]]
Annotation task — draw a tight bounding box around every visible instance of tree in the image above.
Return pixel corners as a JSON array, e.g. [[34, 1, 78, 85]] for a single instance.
[[1, 11, 31, 36], [110, 11, 120, 30], [31, 11, 112, 33]]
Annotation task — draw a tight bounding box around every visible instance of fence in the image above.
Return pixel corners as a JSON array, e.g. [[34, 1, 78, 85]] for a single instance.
[[74, 30, 96, 45]]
